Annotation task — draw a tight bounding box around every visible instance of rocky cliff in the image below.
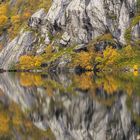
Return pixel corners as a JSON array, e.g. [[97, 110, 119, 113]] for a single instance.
[[0, 0, 140, 70]]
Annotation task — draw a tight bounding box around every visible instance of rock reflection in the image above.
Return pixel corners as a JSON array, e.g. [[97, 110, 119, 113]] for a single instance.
[[0, 72, 140, 140]]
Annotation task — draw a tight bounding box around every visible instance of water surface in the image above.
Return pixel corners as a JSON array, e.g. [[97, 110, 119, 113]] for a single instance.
[[0, 72, 140, 140]]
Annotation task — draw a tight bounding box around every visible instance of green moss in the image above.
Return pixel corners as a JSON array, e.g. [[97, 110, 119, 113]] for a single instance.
[[45, 46, 75, 63], [107, 13, 117, 20], [0, 0, 52, 40], [124, 28, 131, 44], [8, 62, 17, 70], [47, 32, 53, 41], [125, 15, 140, 44], [137, 0, 140, 13], [131, 16, 140, 26], [88, 33, 115, 48]]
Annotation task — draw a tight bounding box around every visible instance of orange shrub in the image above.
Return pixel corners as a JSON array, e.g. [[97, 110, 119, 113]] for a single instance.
[[95, 46, 120, 69], [22, 11, 31, 20], [19, 55, 43, 69], [0, 15, 8, 28], [0, 4, 8, 16], [45, 45, 54, 59], [103, 46, 120, 65], [11, 15, 21, 24], [72, 51, 94, 70], [19, 55, 33, 69]]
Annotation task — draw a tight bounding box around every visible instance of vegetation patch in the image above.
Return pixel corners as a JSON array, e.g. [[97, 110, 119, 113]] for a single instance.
[[0, 0, 52, 41], [125, 15, 140, 44]]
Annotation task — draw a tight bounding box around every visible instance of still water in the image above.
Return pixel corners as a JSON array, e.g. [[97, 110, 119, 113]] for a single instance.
[[0, 72, 140, 140]]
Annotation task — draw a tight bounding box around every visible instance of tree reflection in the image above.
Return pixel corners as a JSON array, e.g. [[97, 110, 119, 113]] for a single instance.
[[0, 72, 140, 140]]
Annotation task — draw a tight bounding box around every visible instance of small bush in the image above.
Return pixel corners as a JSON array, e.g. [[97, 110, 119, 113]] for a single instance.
[[0, 15, 8, 28], [11, 15, 21, 24], [95, 46, 120, 69], [0, 4, 8, 16], [45, 45, 54, 60], [19, 55, 43, 69], [72, 51, 94, 70]]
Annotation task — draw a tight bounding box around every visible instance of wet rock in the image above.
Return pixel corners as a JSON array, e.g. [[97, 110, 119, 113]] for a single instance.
[[0, 72, 140, 140], [0, 73, 37, 110]]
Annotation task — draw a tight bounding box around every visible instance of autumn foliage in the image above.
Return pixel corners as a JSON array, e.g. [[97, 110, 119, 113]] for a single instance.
[[0, 4, 8, 16], [72, 51, 94, 70], [0, 0, 52, 39], [19, 55, 43, 69], [0, 15, 8, 28]]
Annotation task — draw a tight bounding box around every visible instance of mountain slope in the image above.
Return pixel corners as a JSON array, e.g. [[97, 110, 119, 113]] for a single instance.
[[0, 0, 140, 70]]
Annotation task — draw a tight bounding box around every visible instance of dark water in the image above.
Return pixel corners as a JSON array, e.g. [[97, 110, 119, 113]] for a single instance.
[[0, 72, 140, 140]]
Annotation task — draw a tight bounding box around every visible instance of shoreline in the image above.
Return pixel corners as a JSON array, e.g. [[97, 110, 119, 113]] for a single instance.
[[0, 67, 139, 75]]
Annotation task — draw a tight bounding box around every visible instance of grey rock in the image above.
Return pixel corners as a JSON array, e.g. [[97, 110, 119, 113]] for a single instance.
[[131, 21, 140, 41], [0, 31, 36, 70], [60, 32, 71, 46], [95, 40, 120, 52], [28, 8, 47, 28], [73, 44, 87, 52], [46, 0, 136, 44], [0, 30, 8, 47], [0, 0, 139, 70], [44, 33, 50, 45], [36, 44, 46, 55], [57, 54, 72, 69], [0, 73, 37, 110], [60, 39, 68, 46]]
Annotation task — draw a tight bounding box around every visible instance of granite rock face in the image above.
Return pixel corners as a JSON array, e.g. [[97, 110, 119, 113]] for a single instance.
[[28, 0, 138, 44], [0, 0, 139, 69], [28, 8, 47, 29], [46, 0, 137, 44], [0, 31, 36, 69], [132, 21, 140, 41]]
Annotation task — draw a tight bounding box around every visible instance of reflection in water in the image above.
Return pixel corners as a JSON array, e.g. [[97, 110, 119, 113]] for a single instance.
[[0, 72, 140, 140]]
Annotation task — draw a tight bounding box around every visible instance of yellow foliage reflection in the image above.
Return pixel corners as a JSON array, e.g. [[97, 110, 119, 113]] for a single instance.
[[19, 73, 43, 87], [73, 72, 93, 90], [0, 100, 54, 139], [133, 71, 139, 77], [96, 75, 118, 95]]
